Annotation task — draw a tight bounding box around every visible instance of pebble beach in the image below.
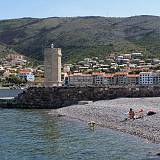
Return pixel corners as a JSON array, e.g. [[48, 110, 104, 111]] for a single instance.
[[50, 97, 160, 143]]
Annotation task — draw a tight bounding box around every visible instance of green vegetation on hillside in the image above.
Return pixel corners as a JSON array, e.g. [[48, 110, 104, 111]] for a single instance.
[[0, 15, 160, 63], [0, 43, 18, 58]]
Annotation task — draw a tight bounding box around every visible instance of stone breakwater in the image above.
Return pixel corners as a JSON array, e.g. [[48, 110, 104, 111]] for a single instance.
[[51, 97, 160, 143], [12, 85, 160, 108], [1, 85, 160, 109]]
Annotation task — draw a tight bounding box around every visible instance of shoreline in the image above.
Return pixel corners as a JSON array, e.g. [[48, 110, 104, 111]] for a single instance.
[[50, 97, 160, 143]]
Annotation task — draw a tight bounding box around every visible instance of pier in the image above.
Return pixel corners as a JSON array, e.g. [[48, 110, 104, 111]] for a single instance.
[[0, 85, 160, 109]]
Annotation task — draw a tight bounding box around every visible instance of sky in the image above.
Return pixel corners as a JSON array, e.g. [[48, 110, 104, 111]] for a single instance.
[[0, 0, 160, 19]]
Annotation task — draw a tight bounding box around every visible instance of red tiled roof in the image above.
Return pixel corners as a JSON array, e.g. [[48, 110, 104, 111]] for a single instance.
[[19, 69, 32, 72], [69, 73, 92, 77], [114, 72, 128, 75], [127, 74, 139, 77], [104, 74, 114, 78], [19, 71, 31, 74], [19, 69, 32, 74], [92, 72, 104, 76]]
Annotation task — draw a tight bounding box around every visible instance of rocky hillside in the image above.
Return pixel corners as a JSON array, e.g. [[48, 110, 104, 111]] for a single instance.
[[0, 15, 160, 63]]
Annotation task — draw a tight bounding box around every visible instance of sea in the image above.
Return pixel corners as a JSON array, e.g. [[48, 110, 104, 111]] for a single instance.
[[0, 89, 160, 160]]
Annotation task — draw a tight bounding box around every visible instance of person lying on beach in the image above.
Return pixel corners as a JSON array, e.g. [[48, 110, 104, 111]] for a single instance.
[[134, 109, 144, 119]]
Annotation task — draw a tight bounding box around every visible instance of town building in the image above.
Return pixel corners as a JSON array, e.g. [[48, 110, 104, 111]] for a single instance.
[[92, 72, 105, 85], [6, 53, 25, 61], [68, 73, 93, 86], [113, 72, 128, 85], [17, 69, 35, 82], [103, 74, 114, 85], [0, 66, 5, 76], [131, 53, 143, 59], [127, 74, 139, 85], [139, 72, 155, 85], [63, 64, 71, 73], [123, 54, 131, 60]]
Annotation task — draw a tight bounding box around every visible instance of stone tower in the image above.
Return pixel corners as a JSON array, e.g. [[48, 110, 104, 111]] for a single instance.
[[44, 44, 62, 87]]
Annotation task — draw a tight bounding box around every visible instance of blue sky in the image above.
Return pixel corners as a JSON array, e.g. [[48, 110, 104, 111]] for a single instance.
[[0, 0, 160, 19]]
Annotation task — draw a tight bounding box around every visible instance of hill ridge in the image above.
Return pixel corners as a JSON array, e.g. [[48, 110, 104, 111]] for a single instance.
[[0, 15, 160, 62]]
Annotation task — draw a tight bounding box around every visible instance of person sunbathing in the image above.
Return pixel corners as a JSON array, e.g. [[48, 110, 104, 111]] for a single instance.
[[128, 108, 135, 120], [134, 109, 144, 119]]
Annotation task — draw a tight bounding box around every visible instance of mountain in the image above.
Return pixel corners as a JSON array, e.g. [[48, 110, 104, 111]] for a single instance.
[[0, 15, 160, 63]]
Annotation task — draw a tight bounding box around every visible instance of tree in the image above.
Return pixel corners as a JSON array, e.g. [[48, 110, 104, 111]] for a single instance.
[[5, 75, 27, 85]]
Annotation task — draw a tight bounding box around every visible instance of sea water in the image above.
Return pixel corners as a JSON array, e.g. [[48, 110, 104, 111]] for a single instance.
[[0, 109, 160, 160], [0, 89, 160, 160]]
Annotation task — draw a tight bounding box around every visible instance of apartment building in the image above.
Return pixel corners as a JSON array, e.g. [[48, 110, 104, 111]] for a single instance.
[[92, 72, 105, 85], [127, 74, 139, 85], [114, 72, 128, 85], [68, 73, 93, 86], [104, 74, 114, 85], [67, 71, 160, 87], [139, 72, 155, 85]]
